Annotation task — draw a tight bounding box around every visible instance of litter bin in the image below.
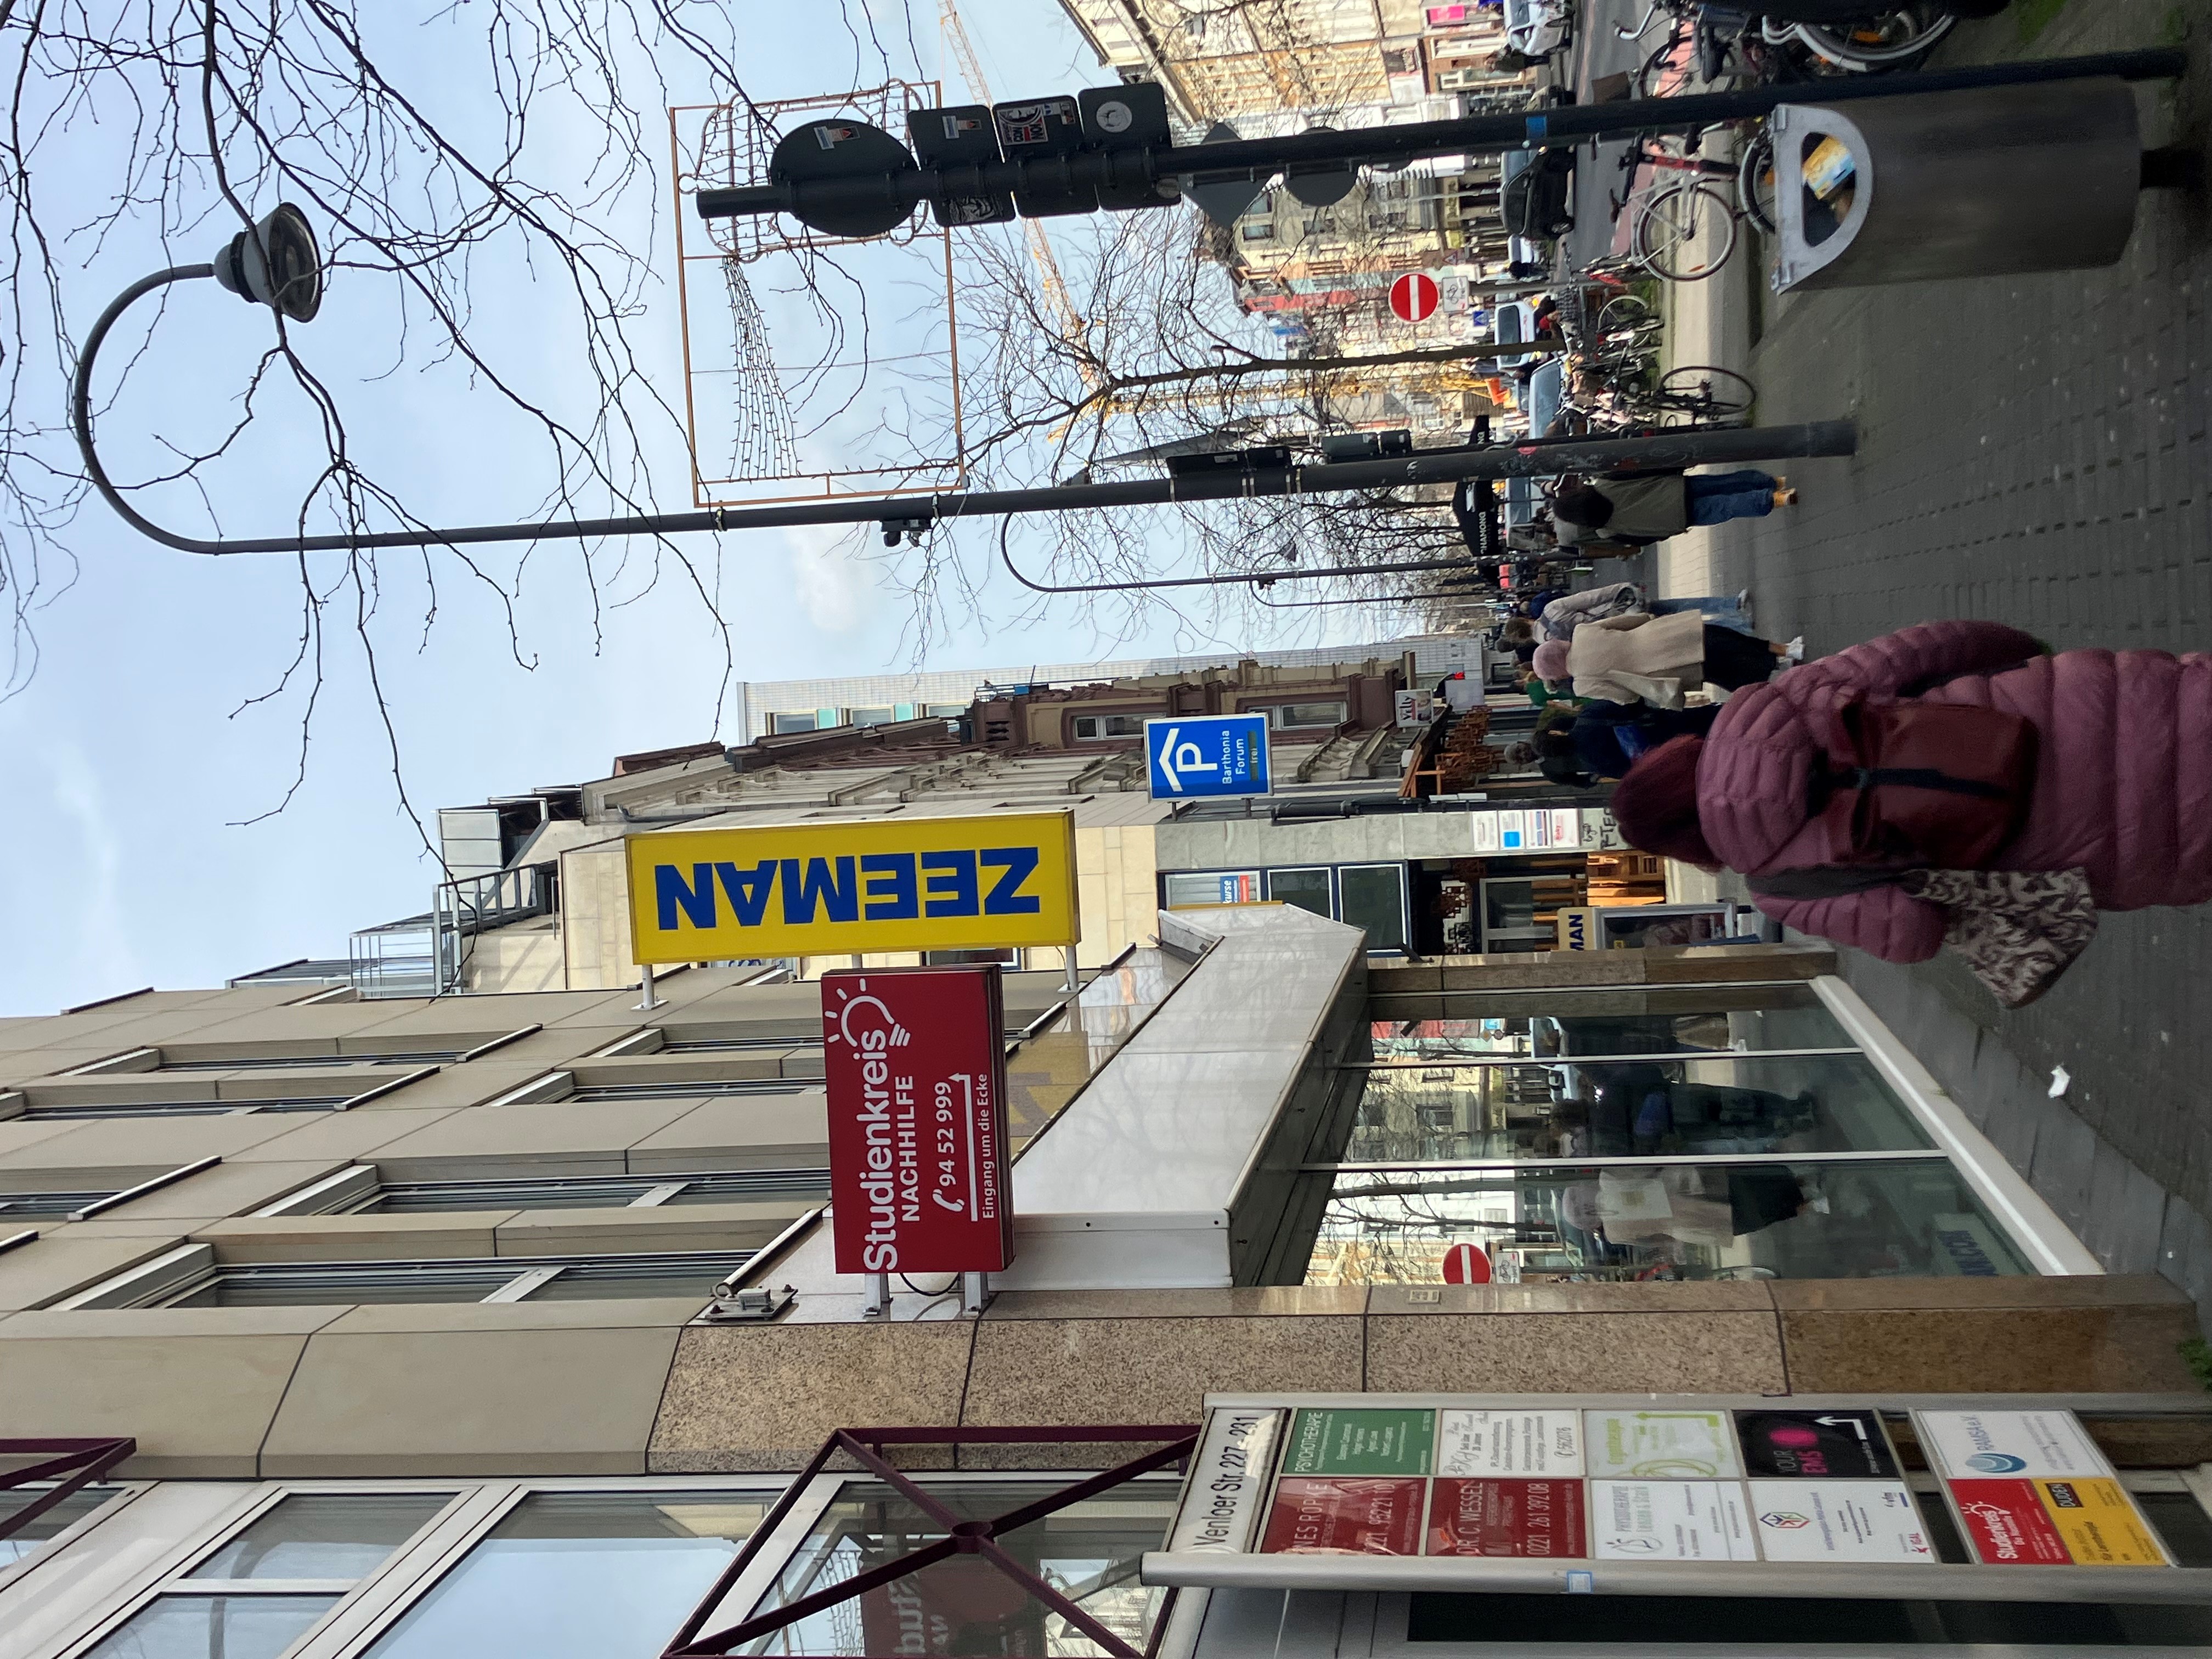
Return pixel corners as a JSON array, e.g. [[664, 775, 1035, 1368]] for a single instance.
[[1769, 77, 2141, 292]]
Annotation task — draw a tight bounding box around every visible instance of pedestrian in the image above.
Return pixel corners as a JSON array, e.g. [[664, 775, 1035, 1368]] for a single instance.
[[1530, 611, 1802, 708], [1605, 619, 2212, 1006], [1551, 469, 1799, 547], [1570, 698, 1721, 779], [1538, 582, 1757, 641]]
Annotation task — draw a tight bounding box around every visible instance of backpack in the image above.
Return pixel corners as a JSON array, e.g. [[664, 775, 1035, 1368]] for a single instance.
[[1812, 698, 2037, 868]]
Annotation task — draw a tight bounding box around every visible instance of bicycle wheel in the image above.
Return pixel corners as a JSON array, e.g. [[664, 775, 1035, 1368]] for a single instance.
[[1634, 31, 1689, 98], [1594, 292, 1655, 335], [1633, 182, 1738, 281], [1795, 8, 1953, 69], [1658, 364, 1756, 420], [1736, 129, 1777, 235]]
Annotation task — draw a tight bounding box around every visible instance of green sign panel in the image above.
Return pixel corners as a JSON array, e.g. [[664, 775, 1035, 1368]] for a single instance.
[[1284, 1409, 1436, 1477]]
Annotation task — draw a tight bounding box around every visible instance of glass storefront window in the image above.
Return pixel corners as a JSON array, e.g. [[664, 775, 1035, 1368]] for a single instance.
[[1341, 1052, 1929, 1162], [365, 1491, 768, 1659], [185, 1493, 454, 1580], [747, 1481, 1175, 1658], [1372, 986, 1854, 1061], [1305, 1160, 2033, 1284], [1266, 867, 1333, 919], [1339, 864, 1407, 952]]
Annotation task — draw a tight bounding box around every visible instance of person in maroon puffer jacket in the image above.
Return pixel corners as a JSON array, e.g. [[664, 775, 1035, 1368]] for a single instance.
[[1606, 620, 2212, 962]]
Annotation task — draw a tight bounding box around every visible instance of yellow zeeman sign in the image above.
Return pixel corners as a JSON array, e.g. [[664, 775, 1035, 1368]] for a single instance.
[[625, 811, 1080, 963]]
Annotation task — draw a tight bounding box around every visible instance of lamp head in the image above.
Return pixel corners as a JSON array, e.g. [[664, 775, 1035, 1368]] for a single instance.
[[211, 203, 323, 323]]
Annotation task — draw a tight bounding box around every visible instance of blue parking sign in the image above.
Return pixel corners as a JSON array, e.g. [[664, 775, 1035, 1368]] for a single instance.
[[1143, 714, 1272, 800]]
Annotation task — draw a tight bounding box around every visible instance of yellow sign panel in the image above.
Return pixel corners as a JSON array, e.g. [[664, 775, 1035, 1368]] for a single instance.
[[2035, 1479, 2170, 1566], [625, 811, 1080, 963]]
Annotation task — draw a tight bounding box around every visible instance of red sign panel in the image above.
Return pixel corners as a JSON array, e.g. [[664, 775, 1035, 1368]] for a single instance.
[[1427, 1479, 1585, 1558], [1949, 1480, 2071, 1566], [1262, 1478, 1424, 1555], [823, 966, 1012, 1275], [1440, 1242, 1492, 1284], [1389, 272, 1440, 324]]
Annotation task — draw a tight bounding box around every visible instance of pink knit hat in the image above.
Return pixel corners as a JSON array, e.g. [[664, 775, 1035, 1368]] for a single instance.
[[1531, 640, 1571, 683]]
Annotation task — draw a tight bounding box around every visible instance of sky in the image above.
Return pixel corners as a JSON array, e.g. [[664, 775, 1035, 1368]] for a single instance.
[[0, 1, 1424, 1015]]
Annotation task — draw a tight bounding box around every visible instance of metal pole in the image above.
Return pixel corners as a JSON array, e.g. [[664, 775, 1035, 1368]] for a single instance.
[[635, 962, 663, 1012], [1138, 1551, 2212, 1604], [696, 50, 2185, 225], [861, 1271, 891, 1318], [69, 260, 1857, 562], [960, 1271, 991, 1315]]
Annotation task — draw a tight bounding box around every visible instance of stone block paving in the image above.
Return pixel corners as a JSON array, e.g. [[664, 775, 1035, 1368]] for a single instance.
[[1689, 1, 2212, 1315]]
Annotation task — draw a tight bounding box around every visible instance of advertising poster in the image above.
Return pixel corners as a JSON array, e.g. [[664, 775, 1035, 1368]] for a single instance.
[[1949, 1480, 2073, 1565], [1436, 1410, 1583, 1479], [1737, 1410, 1901, 1480], [1262, 1477, 1425, 1555], [1283, 1408, 1435, 1477], [1747, 1481, 1934, 1563], [821, 966, 1011, 1275], [1590, 1480, 1756, 1561], [2034, 1479, 2170, 1567], [1427, 1479, 1586, 1558], [1914, 1410, 2108, 1481], [1585, 1410, 1742, 1479]]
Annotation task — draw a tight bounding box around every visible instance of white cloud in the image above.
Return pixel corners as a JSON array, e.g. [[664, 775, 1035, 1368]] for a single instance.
[[786, 523, 881, 634]]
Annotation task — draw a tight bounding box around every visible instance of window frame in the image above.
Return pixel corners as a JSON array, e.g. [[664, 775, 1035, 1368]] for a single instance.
[[253, 1164, 831, 1218], [20, 1469, 1172, 1659], [54, 1246, 758, 1312], [1070, 713, 1146, 742]]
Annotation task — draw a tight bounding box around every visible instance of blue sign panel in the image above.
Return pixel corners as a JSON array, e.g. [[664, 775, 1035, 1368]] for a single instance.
[[1144, 714, 1272, 800]]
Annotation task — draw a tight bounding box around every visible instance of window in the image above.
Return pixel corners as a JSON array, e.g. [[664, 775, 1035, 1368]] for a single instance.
[[1268, 701, 1347, 729], [1266, 867, 1333, 919], [69, 1248, 754, 1310], [261, 1164, 830, 1217], [364, 1491, 769, 1659], [1, 1483, 124, 1566], [155, 1048, 462, 1073], [1163, 871, 1260, 909], [1299, 980, 2059, 1285], [1238, 219, 1274, 244], [924, 703, 969, 720], [1338, 863, 1409, 952], [748, 1480, 1175, 1658], [20, 1096, 356, 1121], [1069, 713, 1144, 741], [0, 1185, 115, 1218], [769, 713, 818, 735], [848, 706, 896, 727], [78, 1492, 455, 1659]]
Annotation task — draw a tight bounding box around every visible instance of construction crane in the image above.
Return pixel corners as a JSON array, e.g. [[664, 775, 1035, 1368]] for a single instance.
[[938, 0, 1088, 354]]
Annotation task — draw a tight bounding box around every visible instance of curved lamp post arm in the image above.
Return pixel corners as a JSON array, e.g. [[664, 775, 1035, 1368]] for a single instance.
[[71, 266, 220, 554]]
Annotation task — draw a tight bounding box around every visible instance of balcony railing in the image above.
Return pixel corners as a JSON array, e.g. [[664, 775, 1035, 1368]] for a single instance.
[[348, 861, 558, 999]]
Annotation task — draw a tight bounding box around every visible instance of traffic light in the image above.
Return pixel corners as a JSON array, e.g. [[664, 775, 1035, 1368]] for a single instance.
[[764, 86, 1183, 238]]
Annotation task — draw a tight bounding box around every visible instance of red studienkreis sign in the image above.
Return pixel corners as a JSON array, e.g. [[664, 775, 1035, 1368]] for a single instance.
[[822, 965, 1012, 1275]]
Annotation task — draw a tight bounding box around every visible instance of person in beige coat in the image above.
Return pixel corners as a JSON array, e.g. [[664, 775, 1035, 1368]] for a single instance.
[[1530, 611, 1799, 707]]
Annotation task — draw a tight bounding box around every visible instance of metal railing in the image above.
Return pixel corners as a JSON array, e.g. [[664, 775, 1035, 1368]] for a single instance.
[[349, 861, 559, 999]]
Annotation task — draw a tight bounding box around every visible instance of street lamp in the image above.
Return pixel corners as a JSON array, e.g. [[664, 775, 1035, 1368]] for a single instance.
[[72, 207, 1859, 566]]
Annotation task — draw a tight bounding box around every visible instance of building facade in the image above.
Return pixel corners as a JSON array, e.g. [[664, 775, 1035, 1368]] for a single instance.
[[2, 920, 2204, 1659]]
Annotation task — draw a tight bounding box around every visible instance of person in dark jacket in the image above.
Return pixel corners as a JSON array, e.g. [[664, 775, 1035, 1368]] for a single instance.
[[1571, 699, 1721, 779]]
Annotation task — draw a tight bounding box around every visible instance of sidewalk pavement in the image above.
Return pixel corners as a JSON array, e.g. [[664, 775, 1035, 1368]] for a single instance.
[[1646, 0, 2212, 1331]]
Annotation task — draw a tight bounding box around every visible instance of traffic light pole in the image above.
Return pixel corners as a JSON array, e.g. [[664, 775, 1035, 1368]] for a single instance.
[[695, 49, 2183, 230]]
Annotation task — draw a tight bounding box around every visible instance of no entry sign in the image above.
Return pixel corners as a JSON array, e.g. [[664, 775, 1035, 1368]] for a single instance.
[[1389, 272, 1440, 324], [822, 964, 1012, 1274], [1441, 1242, 1492, 1284]]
